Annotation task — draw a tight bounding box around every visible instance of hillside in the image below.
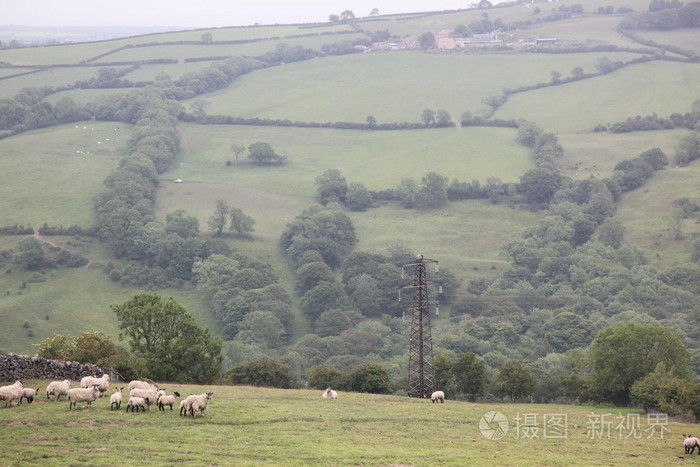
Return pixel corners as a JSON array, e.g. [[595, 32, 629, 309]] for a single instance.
[[1, 0, 700, 406]]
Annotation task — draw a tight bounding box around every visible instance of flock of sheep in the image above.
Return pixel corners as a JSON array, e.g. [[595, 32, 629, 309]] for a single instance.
[[0, 376, 213, 418]]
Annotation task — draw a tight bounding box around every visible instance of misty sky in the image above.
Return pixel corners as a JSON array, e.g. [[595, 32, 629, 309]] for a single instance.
[[4, 1, 485, 28]]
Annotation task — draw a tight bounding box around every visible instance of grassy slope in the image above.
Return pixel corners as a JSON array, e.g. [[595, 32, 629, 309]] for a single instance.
[[1, 382, 692, 466]]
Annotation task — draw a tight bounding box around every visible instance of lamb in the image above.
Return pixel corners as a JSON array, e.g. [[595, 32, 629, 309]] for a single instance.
[[46, 379, 71, 401], [157, 391, 181, 411], [431, 390, 445, 403], [0, 380, 24, 407], [125, 396, 150, 412], [67, 384, 100, 409], [684, 435, 700, 455], [19, 387, 39, 404], [322, 387, 338, 399], [130, 385, 160, 409], [181, 392, 213, 418], [128, 380, 153, 391], [80, 374, 110, 397], [110, 387, 124, 410]]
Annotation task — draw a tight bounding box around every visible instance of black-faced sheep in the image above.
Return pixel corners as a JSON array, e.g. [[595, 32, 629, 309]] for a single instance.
[[46, 379, 71, 401], [684, 435, 700, 455], [125, 396, 149, 412], [130, 385, 159, 410], [67, 384, 100, 409], [157, 391, 181, 411], [0, 380, 24, 407], [431, 390, 445, 403], [182, 392, 213, 418], [128, 380, 153, 391], [19, 387, 39, 404], [110, 387, 124, 410], [80, 374, 110, 397], [322, 387, 338, 399]]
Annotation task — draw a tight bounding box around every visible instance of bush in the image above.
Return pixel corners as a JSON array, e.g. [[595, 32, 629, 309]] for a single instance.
[[227, 357, 299, 388], [342, 363, 392, 394]]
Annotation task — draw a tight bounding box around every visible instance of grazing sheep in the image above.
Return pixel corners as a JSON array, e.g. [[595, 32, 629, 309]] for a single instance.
[[19, 387, 39, 404], [0, 380, 24, 407], [684, 435, 700, 455], [110, 387, 124, 410], [67, 384, 100, 409], [431, 390, 445, 403], [80, 374, 110, 397], [179, 398, 190, 416], [128, 380, 152, 391], [182, 392, 213, 418], [46, 379, 71, 401], [322, 387, 338, 399], [130, 385, 159, 409], [157, 391, 181, 411], [125, 396, 150, 412]]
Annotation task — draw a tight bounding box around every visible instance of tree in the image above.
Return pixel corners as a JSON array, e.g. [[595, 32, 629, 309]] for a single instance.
[[340, 10, 356, 21], [208, 199, 230, 235], [248, 141, 283, 165], [436, 109, 452, 127], [570, 66, 584, 79], [589, 322, 692, 405], [14, 237, 44, 269], [229, 208, 255, 236], [235, 310, 285, 348], [369, 8, 379, 17], [201, 32, 213, 43], [315, 169, 348, 205], [189, 100, 210, 118], [597, 218, 625, 249], [418, 32, 435, 50], [366, 115, 377, 128], [307, 365, 345, 389], [345, 182, 373, 211], [345, 363, 392, 393], [328, 14, 340, 22], [165, 209, 200, 239], [421, 108, 436, 125], [419, 172, 449, 208], [300, 281, 350, 320], [230, 143, 246, 163], [519, 168, 564, 204], [111, 291, 222, 383], [192, 254, 239, 289], [550, 70, 561, 83], [544, 312, 595, 352], [494, 361, 536, 402], [295, 261, 335, 293], [452, 352, 487, 401], [227, 357, 298, 388], [395, 177, 419, 208]]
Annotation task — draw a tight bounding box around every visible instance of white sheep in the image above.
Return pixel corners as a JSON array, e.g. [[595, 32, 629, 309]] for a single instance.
[[157, 391, 181, 411], [125, 396, 150, 412], [182, 392, 213, 418], [684, 435, 700, 455], [46, 379, 71, 401], [431, 390, 445, 403], [0, 380, 24, 407], [130, 385, 159, 409], [128, 380, 153, 391], [19, 387, 39, 404], [322, 387, 337, 399], [110, 387, 124, 410], [80, 374, 110, 397], [67, 384, 100, 409]]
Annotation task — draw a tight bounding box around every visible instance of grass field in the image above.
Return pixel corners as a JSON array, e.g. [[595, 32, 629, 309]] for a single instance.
[[1, 382, 695, 466]]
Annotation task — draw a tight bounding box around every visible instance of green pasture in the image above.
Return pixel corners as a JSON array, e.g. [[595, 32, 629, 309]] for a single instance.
[[120, 61, 217, 82], [636, 28, 700, 55], [0, 66, 116, 99], [524, 16, 642, 47], [201, 51, 644, 123], [1, 383, 693, 466], [43, 88, 127, 106], [494, 60, 700, 135]]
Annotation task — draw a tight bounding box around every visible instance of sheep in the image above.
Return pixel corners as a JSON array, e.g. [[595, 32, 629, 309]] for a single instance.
[[128, 380, 153, 391], [181, 392, 213, 418], [322, 387, 338, 399], [431, 390, 445, 403], [46, 379, 71, 401], [80, 374, 110, 397], [0, 380, 24, 407], [684, 435, 700, 455], [157, 391, 181, 411], [19, 387, 39, 404], [130, 385, 160, 409], [125, 396, 150, 412], [110, 387, 124, 410], [67, 384, 100, 409]]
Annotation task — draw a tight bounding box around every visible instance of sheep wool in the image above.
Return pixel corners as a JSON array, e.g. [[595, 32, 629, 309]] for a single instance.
[[46, 379, 71, 402], [80, 374, 110, 397], [126, 396, 149, 412], [322, 387, 338, 399], [19, 387, 39, 404], [128, 380, 152, 391], [157, 391, 181, 411], [110, 387, 124, 410], [431, 390, 445, 403], [67, 384, 100, 409], [130, 385, 159, 409], [0, 380, 24, 407], [185, 392, 213, 418], [684, 435, 700, 455]]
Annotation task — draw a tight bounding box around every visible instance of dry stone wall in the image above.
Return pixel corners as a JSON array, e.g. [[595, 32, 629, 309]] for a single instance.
[[0, 353, 104, 382]]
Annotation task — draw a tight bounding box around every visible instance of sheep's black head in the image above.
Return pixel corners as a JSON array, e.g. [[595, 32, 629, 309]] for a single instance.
[[174, 392, 181, 397]]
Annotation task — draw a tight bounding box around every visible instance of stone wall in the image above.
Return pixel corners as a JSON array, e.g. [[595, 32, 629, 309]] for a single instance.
[[0, 353, 105, 382]]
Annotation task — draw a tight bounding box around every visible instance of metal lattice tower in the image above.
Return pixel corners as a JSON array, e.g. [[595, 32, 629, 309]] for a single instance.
[[400, 255, 441, 398]]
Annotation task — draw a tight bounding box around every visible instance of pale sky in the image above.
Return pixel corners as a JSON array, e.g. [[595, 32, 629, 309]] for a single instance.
[[3, 1, 484, 28]]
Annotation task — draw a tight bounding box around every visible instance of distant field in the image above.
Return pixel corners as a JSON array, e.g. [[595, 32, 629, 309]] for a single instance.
[[524, 16, 642, 47], [637, 28, 700, 55], [0, 66, 118, 99], [201, 51, 643, 123], [0, 121, 126, 227], [1, 383, 691, 466], [495, 60, 700, 134]]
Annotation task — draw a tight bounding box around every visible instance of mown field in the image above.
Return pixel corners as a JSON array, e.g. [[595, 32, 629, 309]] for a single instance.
[[1, 382, 695, 466]]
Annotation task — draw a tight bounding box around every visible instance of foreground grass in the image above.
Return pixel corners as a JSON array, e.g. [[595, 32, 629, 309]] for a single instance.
[[0, 383, 695, 466]]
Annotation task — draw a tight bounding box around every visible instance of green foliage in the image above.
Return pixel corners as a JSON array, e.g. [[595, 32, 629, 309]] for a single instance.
[[452, 352, 487, 402], [227, 356, 299, 388], [111, 291, 222, 383], [165, 209, 200, 239], [344, 363, 392, 394], [315, 169, 348, 205], [306, 365, 345, 389], [493, 361, 537, 402], [14, 237, 44, 269], [248, 141, 284, 165], [589, 322, 691, 405], [229, 208, 255, 236], [544, 312, 595, 353], [345, 182, 373, 211], [208, 199, 229, 235], [630, 362, 696, 416]]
